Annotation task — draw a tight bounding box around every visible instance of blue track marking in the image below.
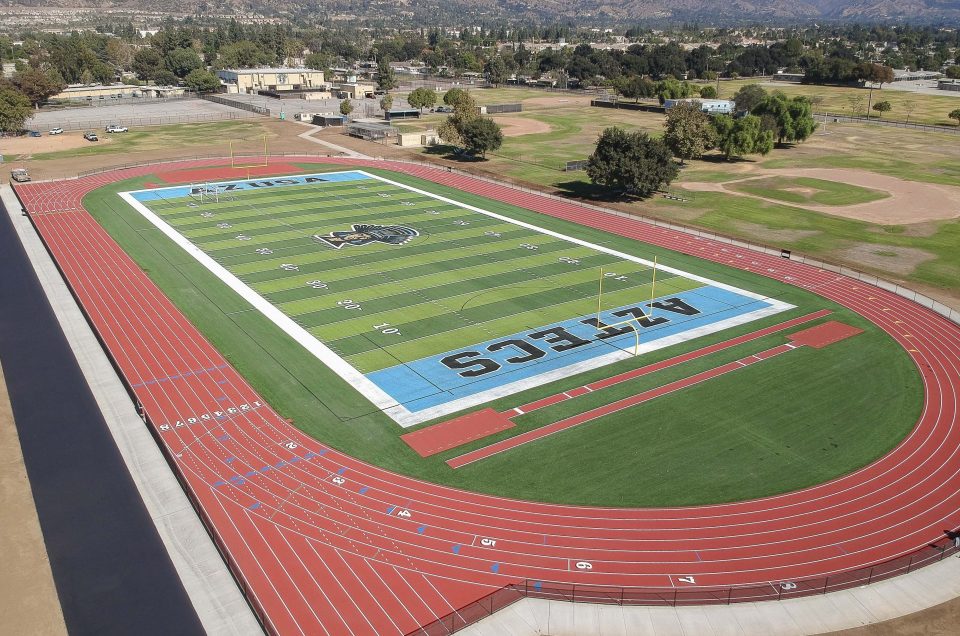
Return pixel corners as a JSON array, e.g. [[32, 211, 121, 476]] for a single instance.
[[225, 457, 236, 464], [130, 171, 372, 202], [386, 505, 396, 515], [359, 486, 369, 495], [131, 364, 229, 387], [417, 525, 426, 534], [452, 544, 461, 554], [491, 563, 500, 573], [368, 285, 776, 412], [213, 480, 225, 487], [247, 503, 261, 510], [533, 581, 542, 592], [337, 467, 347, 475]]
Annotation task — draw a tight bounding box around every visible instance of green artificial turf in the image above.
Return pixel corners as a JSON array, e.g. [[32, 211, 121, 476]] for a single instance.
[[81, 163, 922, 507]]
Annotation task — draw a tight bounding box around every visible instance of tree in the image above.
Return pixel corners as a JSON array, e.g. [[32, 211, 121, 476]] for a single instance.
[[699, 85, 718, 99], [304, 52, 332, 71], [663, 101, 715, 165], [902, 99, 916, 123], [586, 127, 679, 197], [379, 93, 394, 112], [185, 69, 220, 93], [165, 47, 202, 79], [339, 98, 353, 116], [751, 92, 817, 144], [732, 84, 767, 113], [847, 94, 865, 117], [872, 100, 892, 118], [459, 117, 503, 157], [152, 69, 179, 86], [79, 69, 94, 86], [443, 87, 468, 106], [133, 48, 163, 81], [945, 66, 960, 80], [711, 114, 774, 160], [485, 56, 509, 86], [860, 62, 895, 88], [615, 75, 655, 102], [376, 58, 398, 91], [949, 109, 960, 126], [0, 85, 32, 133], [407, 87, 437, 112], [11, 67, 66, 108]]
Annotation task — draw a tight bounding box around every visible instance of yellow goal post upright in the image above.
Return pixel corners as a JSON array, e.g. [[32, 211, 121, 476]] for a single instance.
[[595, 256, 659, 356], [229, 134, 269, 169]]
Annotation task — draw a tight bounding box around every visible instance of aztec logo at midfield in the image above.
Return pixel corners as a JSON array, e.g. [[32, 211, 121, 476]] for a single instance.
[[313, 224, 419, 249]]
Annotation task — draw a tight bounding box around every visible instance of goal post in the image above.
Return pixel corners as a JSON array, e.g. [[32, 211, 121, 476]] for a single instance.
[[595, 257, 659, 356], [230, 134, 269, 169]]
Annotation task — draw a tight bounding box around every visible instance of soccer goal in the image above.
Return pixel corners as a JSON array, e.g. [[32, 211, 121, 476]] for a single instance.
[[189, 183, 226, 204], [229, 134, 269, 169]]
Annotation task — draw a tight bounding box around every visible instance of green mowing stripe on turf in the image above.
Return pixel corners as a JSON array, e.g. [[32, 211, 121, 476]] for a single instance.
[[342, 275, 703, 371], [290, 256, 661, 331], [203, 213, 512, 263], [241, 227, 534, 291], [193, 207, 488, 264], [151, 189, 433, 228], [273, 249, 615, 311], [236, 231, 569, 285], [316, 268, 676, 358], [176, 201, 463, 242], [147, 181, 402, 214], [179, 200, 450, 245]]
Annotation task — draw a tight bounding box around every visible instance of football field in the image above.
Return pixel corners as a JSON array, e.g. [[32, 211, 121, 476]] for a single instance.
[[121, 170, 792, 426]]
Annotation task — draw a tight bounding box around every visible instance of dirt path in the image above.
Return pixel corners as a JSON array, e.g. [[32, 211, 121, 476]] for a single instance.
[[0, 361, 67, 635], [1, 132, 103, 159], [680, 167, 960, 225]]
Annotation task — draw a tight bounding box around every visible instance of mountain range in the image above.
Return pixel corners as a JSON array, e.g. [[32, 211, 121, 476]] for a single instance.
[[5, 0, 960, 24]]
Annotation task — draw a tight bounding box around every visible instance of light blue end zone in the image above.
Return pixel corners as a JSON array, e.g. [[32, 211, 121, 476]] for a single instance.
[[367, 285, 779, 413], [130, 171, 372, 202]]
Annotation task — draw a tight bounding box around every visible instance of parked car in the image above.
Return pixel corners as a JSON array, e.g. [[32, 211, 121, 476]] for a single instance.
[[49, 127, 64, 135], [27, 130, 42, 137], [105, 124, 128, 133], [84, 131, 99, 141], [10, 168, 31, 182]]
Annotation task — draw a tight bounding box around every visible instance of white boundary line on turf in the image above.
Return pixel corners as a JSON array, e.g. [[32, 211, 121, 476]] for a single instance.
[[119, 170, 793, 427]]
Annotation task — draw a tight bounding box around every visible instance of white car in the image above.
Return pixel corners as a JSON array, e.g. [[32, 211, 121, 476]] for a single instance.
[[49, 127, 64, 135], [106, 125, 128, 133]]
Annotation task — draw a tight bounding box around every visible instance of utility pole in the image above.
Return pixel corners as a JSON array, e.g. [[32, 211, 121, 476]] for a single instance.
[[866, 84, 874, 121]]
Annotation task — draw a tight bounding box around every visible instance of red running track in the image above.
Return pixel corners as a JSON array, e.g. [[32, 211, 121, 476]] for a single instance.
[[14, 158, 960, 635]]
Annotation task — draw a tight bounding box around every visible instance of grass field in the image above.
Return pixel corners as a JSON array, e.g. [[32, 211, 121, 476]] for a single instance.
[[84, 162, 922, 507], [713, 78, 960, 127], [727, 176, 890, 206]]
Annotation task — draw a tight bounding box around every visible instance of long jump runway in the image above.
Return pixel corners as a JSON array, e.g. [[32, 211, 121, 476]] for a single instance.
[[14, 159, 960, 635]]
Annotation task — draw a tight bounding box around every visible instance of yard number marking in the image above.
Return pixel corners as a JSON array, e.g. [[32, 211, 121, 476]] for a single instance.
[[373, 322, 400, 335], [306, 280, 328, 289], [338, 299, 362, 310], [280, 263, 299, 271], [255, 248, 273, 255], [519, 243, 538, 250], [484, 231, 502, 238], [604, 271, 628, 281], [559, 256, 580, 264], [236, 234, 251, 241], [217, 222, 232, 229]]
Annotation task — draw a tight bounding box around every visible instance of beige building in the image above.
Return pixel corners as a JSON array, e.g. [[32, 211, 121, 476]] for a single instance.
[[52, 83, 186, 102], [336, 82, 376, 99], [217, 68, 326, 94]]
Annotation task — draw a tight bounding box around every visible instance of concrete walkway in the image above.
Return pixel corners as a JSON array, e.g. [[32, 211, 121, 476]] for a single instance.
[[294, 120, 371, 158], [1, 185, 261, 635]]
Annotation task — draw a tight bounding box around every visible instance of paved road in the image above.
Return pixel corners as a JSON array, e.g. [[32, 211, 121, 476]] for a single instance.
[[0, 199, 204, 636]]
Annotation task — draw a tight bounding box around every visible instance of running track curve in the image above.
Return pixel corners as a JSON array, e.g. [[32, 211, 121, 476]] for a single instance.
[[14, 158, 960, 636]]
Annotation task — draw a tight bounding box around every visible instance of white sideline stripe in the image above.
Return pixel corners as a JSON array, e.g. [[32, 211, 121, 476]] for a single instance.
[[120, 170, 794, 427]]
